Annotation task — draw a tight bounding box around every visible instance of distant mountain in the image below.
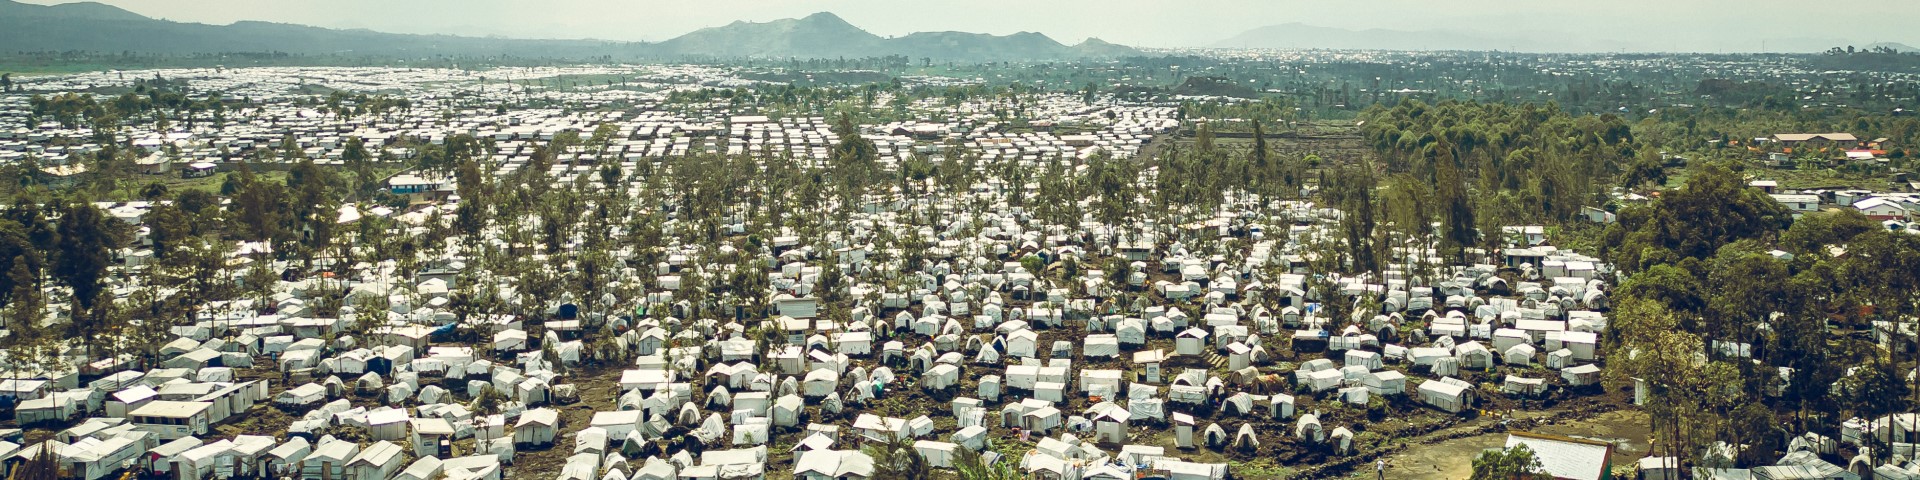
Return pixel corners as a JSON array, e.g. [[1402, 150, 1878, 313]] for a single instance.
[[891, 31, 1068, 61], [0, 0, 148, 22], [655, 13, 1138, 61], [0, 1, 625, 58], [653, 12, 883, 59], [1071, 38, 1143, 58], [1214, 23, 1512, 51], [0, 2, 1142, 62], [1866, 42, 1919, 53]]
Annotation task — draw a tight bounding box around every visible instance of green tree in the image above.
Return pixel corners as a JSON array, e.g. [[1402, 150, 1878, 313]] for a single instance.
[[1602, 162, 1790, 273], [1432, 138, 1477, 259], [53, 200, 118, 357], [138, 182, 169, 201], [953, 443, 1021, 480], [53, 201, 114, 313], [831, 113, 880, 199], [286, 158, 340, 266], [1778, 209, 1877, 259], [342, 136, 377, 197], [590, 123, 620, 155], [1470, 443, 1546, 480], [861, 435, 931, 480], [1326, 162, 1381, 273], [453, 160, 488, 237], [0, 218, 42, 308], [4, 256, 43, 338], [143, 202, 192, 261], [1703, 242, 1790, 359]]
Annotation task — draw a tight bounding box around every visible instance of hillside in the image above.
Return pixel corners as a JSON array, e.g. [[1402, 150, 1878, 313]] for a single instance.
[[1866, 42, 1919, 53], [0, 1, 624, 58], [632, 13, 1139, 61], [1071, 38, 1143, 58], [0, 2, 1142, 62], [0, 0, 148, 21], [893, 31, 1071, 61], [652, 12, 884, 59]]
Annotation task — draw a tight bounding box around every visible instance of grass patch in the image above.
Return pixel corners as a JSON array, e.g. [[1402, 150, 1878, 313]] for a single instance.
[[1231, 457, 1296, 479]]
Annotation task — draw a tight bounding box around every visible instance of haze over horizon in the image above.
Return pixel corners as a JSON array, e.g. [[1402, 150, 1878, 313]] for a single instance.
[[15, 0, 1920, 53]]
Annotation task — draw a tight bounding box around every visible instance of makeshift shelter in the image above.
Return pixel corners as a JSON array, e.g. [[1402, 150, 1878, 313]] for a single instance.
[[366, 408, 410, 441], [346, 441, 406, 480], [276, 384, 327, 408], [1562, 364, 1603, 386], [264, 437, 311, 478], [1203, 423, 1230, 448], [16, 395, 79, 425], [1294, 414, 1324, 443], [1505, 343, 1538, 366], [1546, 348, 1576, 370], [129, 401, 213, 440], [1344, 350, 1383, 370], [1418, 380, 1474, 413], [802, 369, 839, 398], [1365, 370, 1407, 396], [1331, 427, 1355, 454], [393, 456, 443, 480], [1270, 395, 1295, 420], [1090, 403, 1131, 445], [1084, 335, 1120, 359], [1174, 328, 1209, 356], [1173, 413, 1196, 449], [1232, 424, 1260, 451], [301, 440, 358, 480], [1300, 369, 1343, 393], [1454, 342, 1494, 370], [922, 364, 961, 391], [1503, 376, 1547, 397]]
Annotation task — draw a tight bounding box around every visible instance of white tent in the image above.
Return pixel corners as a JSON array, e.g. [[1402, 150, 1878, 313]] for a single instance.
[[515, 408, 560, 447], [1562, 364, 1603, 386], [803, 369, 840, 398], [1418, 380, 1474, 413], [1344, 350, 1383, 370], [1546, 348, 1576, 370], [1084, 335, 1120, 358], [1504, 343, 1538, 366], [922, 364, 961, 390], [1503, 376, 1547, 397]]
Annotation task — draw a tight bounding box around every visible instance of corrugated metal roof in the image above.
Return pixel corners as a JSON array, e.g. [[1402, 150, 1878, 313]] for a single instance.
[[1505, 432, 1612, 480]]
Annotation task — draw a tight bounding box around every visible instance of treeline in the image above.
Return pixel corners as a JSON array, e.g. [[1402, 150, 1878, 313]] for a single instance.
[[0, 192, 130, 369], [1601, 162, 1920, 468], [1359, 99, 1635, 229]]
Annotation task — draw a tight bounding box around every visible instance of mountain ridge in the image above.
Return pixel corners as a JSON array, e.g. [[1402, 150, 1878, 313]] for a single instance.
[[0, 3, 1144, 62], [1865, 42, 1918, 53], [0, 0, 149, 22]]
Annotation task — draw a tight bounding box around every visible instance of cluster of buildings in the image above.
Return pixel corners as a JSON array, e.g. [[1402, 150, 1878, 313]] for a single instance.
[[0, 66, 1182, 189], [10, 62, 1880, 480]]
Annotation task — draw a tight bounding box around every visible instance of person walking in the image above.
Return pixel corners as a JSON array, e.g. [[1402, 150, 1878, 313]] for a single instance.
[[1376, 458, 1387, 480]]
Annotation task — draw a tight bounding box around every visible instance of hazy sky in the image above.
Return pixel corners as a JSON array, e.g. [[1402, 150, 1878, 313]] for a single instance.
[[21, 0, 1920, 51]]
